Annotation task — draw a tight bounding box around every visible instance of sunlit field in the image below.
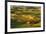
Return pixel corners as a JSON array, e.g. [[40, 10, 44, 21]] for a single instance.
[[10, 6, 41, 28]]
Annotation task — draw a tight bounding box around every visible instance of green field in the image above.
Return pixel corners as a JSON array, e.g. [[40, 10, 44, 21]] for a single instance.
[[10, 6, 41, 28]]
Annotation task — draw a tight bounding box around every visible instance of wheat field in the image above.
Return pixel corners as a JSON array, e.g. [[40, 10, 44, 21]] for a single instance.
[[10, 6, 41, 28]]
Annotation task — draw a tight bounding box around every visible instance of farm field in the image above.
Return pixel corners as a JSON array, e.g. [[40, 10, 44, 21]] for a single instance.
[[10, 6, 41, 28]]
